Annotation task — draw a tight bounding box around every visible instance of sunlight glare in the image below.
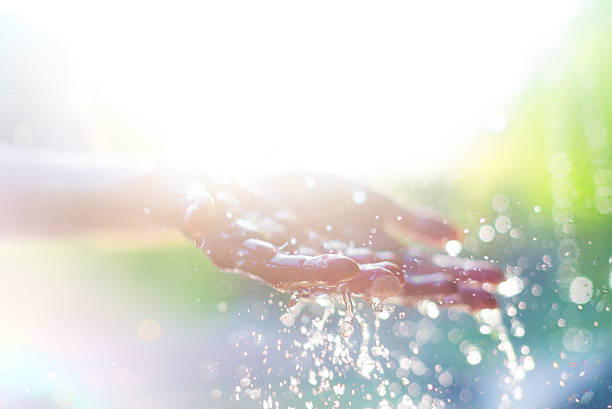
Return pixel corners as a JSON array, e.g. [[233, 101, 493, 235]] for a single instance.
[[4, 0, 580, 175]]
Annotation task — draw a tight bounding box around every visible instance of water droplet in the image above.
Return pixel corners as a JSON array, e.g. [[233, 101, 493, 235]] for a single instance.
[[438, 371, 453, 387], [137, 318, 162, 343], [444, 240, 462, 256], [193, 236, 206, 248], [562, 327, 593, 352], [332, 383, 345, 395], [495, 215, 512, 233], [339, 321, 354, 338], [523, 356, 535, 371], [479, 225, 496, 243], [352, 188, 368, 204], [369, 297, 384, 313], [287, 291, 301, 308], [280, 312, 295, 327], [377, 399, 392, 409], [510, 227, 522, 239], [466, 349, 482, 365], [424, 301, 439, 319], [569, 276, 593, 304], [217, 301, 228, 312], [339, 284, 354, 338], [498, 276, 524, 297]]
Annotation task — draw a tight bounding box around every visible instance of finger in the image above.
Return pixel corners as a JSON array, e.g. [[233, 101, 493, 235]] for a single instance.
[[432, 254, 505, 284], [244, 173, 385, 236], [204, 229, 361, 289], [201, 224, 269, 269], [451, 265, 505, 284], [367, 229, 403, 252], [401, 272, 457, 296], [363, 261, 405, 284], [236, 172, 461, 249], [455, 284, 499, 309], [347, 265, 402, 300], [207, 229, 362, 288], [402, 248, 505, 284], [402, 248, 446, 275], [184, 183, 253, 240], [202, 232, 243, 270], [183, 188, 217, 236], [216, 178, 304, 235], [346, 261, 405, 295], [252, 213, 294, 246], [287, 228, 328, 256], [264, 253, 361, 289], [395, 277, 498, 310], [208, 186, 302, 247], [344, 247, 402, 265], [338, 227, 503, 285], [382, 200, 462, 249]]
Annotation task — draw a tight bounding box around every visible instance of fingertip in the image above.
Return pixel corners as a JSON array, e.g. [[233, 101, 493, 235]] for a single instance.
[[429, 220, 463, 249], [456, 268, 505, 284], [454, 262, 505, 284], [458, 286, 498, 310], [348, 266, 402, 299], [403, 273, 457, 296], [434, 255, 505, 284], [184, 195, 216, 236], [371, 273, 402, 299], [370, 261, 405, 285], [391, 209, 462, 249]]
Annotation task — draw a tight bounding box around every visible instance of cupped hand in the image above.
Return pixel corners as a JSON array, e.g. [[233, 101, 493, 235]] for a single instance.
[[180, 172, 504, 310]]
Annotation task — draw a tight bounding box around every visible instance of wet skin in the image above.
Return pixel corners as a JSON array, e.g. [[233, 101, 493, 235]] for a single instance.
[[182, 172, 504, 310]]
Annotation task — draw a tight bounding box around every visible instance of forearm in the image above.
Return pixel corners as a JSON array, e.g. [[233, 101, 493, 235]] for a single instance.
[[0, 147, 193, 236]]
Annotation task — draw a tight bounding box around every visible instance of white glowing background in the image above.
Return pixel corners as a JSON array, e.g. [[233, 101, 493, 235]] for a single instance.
[[5, 0, 580, 174]]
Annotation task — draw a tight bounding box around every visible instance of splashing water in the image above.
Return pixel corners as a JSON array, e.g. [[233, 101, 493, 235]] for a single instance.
[[226, 287, 526, 409], [476, 308, 530, 407], [339, 284, 354, 339], [222, 234, 542, 409]]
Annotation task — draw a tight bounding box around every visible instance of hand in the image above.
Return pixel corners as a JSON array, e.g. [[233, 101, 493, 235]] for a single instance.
[[180, 172, 504, 310]]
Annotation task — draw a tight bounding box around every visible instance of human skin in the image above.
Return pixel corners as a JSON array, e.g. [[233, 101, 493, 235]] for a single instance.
[[0, 146, 503, 309]]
